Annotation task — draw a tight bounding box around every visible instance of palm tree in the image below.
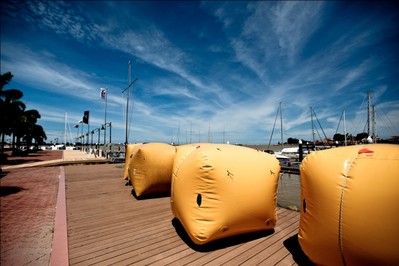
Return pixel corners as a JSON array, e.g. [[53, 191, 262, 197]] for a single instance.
[[23, 109, 42, 150], [32, 124, 47, 149], [0, 72, 26, 152], [1, 72, 46, 153], [0, 72, 13, 88], [13, 109, 42, 152]]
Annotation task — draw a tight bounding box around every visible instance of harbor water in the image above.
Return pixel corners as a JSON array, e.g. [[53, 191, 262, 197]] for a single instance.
[[277, 172, 301, 211]]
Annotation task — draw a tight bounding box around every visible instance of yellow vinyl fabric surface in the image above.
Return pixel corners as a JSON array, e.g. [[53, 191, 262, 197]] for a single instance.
[[171, 143, 213, 217], [171, 144, 280, 245], [123, 143, 142, 180], [299, 144, 399, 266], [129, 142, 176, 197]]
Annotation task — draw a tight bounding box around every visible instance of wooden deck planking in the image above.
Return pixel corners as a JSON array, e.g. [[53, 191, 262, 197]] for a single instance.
[[65, 164, 302, 265], [215, 212, 299, 266], [166, 210, 297, 266]]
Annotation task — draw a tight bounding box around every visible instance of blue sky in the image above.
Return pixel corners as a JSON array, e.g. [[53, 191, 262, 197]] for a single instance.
[[1, 1, 399, 145]]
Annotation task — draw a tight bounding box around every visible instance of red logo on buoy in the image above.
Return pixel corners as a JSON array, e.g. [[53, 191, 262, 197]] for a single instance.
[[358, 148, 374, 155]]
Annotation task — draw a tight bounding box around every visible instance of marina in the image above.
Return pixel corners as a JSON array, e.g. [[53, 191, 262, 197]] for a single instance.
[[2, 145, 398, 265], [65, 163, 306, 265], [2, 2, 399, 265], [1, 149, 307, 265]]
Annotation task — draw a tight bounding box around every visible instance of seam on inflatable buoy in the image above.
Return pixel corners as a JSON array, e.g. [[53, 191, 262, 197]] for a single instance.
[[173, 147, 199, 179], [172, 146, 203, 204], [338, 152, 359, 266]]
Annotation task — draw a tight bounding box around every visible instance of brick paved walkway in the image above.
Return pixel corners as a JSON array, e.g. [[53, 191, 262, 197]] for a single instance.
[[1, 150, 62, 265], [0, 149, 109, 265]]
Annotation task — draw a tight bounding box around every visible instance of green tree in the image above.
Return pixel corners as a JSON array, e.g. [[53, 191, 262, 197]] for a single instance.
[[355, 132, 368, 141], [333, 133, 345, 142], [24, 110, 46, 150], [287, 137, 299, 144], [0, 72, 26, 152], [14, 109, 42, 151], [32, 124, 47, 149], [0, 72, 46, 153]]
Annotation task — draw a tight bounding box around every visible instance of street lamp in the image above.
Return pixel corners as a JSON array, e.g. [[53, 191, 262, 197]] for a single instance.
[[91, 130, 95, 146], [96, 128, 101, 148], [79, 134, 84, 151], [298, 139, 303, 162], [101, 87, 108, 145], [101, 122, 112, 144]]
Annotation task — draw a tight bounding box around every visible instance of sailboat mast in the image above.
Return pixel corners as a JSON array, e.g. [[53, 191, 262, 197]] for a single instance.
[[125, 61, 131, 145], [208, 124, 211, 143], [64, 112, 67, 145], [223, 124, 225, 144], [343, 109, 347, 146], [177, 121, 180, 145], [104, 89, 107, 145], [310, 107, 315, 143], [280, 102, 284, 149], [367, 90, 371, 137], [267, 102, 282, 149], [190, 122, 193, 144], [372, 105, 376, 143]]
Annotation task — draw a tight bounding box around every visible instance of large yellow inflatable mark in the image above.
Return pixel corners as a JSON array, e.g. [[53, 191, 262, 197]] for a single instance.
[[129, 142, 176, 197], [299, 144, 399, 266], [122, 143, 142, 180], [171, 144, 280, 245], [170, 143, 214, 217]]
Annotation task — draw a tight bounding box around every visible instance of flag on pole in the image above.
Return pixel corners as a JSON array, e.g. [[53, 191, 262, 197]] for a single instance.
[[100, 88, 107, 99], [83, 111, 89, 124]]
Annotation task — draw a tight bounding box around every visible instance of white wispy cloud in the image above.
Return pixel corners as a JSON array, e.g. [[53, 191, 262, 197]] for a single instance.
[[2, 43, 94, 96], [10, 1, 196, 92], [100, 28, 233, 106], [26, 1, 98, 41], [152, 85, 200, 101], [4, 1, 251, 121], [2, 1, 398, 143], [212, 2, 324, 83], [1, 41, 131, 111], [268, 1, 324, 62], [335, 61, 369, 92]]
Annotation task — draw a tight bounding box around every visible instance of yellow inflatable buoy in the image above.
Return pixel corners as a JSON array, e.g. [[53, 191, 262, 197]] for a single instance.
[[171, 144, 280, 245], [299, 144, 399, 265], [129, 142, 176, 197], [122, 143, 142, 180]]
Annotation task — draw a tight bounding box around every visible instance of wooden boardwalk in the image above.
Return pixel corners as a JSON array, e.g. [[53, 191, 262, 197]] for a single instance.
[[65, 164, 311, 265]]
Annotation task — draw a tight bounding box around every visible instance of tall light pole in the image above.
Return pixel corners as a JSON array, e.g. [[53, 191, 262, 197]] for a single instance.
[[126, 61, 131, 145], [280, 102, 284, 149], [109, 122, 112, 144], [310, 106, 315, 144], [101, 87, 108, 145], [367, 90, 370, 137], [91, 130, 94, 146], [101, 122, 112, 144], [122, 61, 138, 145], [97, 128, 101, 148]]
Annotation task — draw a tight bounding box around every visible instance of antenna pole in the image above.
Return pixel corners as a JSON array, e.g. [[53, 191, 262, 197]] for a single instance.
[[311, 106, 315, 143], [64, 112, 67, 145], [280, 102, 284, 149], [104, 90, 107, 144], [372, 105, 376, 143], [223, 124, 225, 144], [125, 61, 131, 145], [343, 109, 347, 146], [367, 90, 370, 136]]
